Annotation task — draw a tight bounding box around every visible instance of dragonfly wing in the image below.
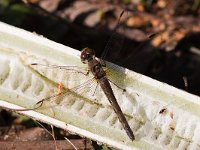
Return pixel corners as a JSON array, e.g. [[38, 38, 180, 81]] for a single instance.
[[70, 77, 98, 98], [28, 63, 95, 90], [30, 63, 89, 76], [37, 77, 103, 111], [100, 10, 127, 62]]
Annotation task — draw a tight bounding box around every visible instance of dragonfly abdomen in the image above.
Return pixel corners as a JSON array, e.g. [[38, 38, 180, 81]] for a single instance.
[[98, 77, 135, 140]]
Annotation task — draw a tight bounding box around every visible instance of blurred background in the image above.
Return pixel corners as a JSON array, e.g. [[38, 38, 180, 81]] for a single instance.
[[0, 0, 200, 149]]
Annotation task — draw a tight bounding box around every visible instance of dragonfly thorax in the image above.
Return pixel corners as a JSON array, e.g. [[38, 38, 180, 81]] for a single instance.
[[81, 47, 95, 64], [91, 63, 106, 79]]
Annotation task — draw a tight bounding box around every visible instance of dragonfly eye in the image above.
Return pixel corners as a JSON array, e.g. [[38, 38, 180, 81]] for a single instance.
[[81, 47, 95, 63]]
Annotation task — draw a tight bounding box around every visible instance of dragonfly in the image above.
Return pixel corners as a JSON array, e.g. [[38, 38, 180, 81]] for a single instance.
[[16, 10, 135, 140], [80, 47, 135, 140]]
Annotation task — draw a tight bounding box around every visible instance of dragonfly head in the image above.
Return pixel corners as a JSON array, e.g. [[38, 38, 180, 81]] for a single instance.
[[81, 47, 95, 64]]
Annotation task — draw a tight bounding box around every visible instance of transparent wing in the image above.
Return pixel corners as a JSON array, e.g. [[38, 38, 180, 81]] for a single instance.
[[70, 77, 97, 97], [100, 10, 127, 62], [14, 76, 98, 112], [31, 63, 89, 76], [28, 63, 94, 90]]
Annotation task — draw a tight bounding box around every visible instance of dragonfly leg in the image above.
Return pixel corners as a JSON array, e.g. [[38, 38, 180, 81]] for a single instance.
[[99, 59, 106, 67]]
